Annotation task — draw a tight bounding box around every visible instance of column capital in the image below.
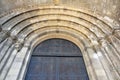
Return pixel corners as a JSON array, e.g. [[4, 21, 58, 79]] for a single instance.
[[14, 41, 23, 51], [10, 36, 17, 42]]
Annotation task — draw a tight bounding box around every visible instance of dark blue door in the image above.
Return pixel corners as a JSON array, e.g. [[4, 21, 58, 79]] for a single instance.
[[25, 39, 89, 80]]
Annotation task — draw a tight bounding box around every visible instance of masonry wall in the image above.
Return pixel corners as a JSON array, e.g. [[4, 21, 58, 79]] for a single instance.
[[0, 0, 120, 22], [0, 0, 120, 80]]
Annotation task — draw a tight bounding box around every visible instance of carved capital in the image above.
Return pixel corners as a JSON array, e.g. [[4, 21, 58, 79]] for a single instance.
[[99, 39, 108, 47], [10, 36, 17, 42], [1, 30, 10, 37], [14, 41, 23, 51]]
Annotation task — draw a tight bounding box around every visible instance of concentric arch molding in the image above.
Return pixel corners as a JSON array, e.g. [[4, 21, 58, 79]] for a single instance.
[[0, 5, 120, 80]]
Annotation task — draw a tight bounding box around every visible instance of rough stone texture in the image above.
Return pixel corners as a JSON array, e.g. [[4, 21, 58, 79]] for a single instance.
[[0, 0, 120, 22], [0, 0, 120, 80]]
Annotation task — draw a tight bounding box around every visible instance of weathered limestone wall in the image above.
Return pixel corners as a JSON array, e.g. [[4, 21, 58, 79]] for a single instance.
[[0, 0, 120, 80], [0, 0, 120, 22]]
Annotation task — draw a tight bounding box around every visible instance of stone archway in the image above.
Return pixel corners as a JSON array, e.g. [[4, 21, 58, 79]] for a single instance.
[[0, 6, 119, 80]]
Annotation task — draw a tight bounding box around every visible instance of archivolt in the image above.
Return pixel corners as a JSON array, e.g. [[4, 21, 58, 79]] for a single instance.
[[0, 6, 120, 80]]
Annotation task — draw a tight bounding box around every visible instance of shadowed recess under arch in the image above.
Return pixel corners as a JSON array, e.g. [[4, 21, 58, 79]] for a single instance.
[[25, 38, 89, 80]]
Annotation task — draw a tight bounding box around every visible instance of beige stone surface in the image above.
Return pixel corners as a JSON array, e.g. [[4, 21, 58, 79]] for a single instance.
[[0, 0, 120, 80]]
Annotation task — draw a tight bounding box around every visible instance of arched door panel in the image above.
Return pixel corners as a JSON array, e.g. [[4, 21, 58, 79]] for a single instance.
[[25, 39, 89, 80]]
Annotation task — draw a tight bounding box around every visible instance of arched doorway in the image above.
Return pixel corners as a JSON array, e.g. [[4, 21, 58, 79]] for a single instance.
[[25, 38, 89, 80]]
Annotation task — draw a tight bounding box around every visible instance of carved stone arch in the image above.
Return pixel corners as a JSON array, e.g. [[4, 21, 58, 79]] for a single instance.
[[0, 5, 120, 80]]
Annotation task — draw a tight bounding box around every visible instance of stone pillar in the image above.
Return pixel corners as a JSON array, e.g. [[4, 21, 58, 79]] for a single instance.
[[4, 46, 29, 80]]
